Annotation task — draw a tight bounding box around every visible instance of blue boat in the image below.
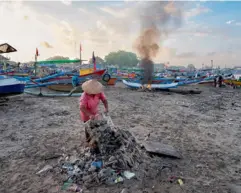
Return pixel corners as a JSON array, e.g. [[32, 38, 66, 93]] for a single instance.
[[0, 76, 25, 96]]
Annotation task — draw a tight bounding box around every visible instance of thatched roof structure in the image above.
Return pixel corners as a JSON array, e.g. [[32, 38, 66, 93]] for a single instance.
[[0, 43, 17, 54]]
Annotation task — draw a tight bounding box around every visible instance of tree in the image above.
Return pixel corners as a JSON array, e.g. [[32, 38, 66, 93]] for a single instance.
[[46, 56, 69, 61], [88, 56, 105, 64], [187, 64, 195, 70], [104, 50, 139, 68]]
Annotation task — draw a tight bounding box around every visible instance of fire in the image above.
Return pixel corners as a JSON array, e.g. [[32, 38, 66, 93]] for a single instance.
[[147, 84, 151, 90], [133, 2, 183, 91]]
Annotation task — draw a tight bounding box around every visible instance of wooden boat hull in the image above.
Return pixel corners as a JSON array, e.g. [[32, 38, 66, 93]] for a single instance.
[[122, 80, 178, 89], [224, 79, 241, 86], [107, 78, 117, 85], [43, 69, 106, 83], [24, 90, 82, 97], [198, 80, 213, 85], [47, 84, 82, 92], [47, 78, 117, 92], [0, 84, 25, 96]]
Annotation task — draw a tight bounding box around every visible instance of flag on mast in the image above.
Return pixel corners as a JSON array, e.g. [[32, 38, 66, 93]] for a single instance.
[[92, 51, 96, 71], [80, 43, 82, 52], [36, 48, 39, 56]]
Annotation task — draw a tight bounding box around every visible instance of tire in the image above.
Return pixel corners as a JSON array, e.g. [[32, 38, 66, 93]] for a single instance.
[[102, 73, 111, 82]]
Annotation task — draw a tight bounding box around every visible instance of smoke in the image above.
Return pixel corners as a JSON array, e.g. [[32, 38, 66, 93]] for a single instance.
[[40, 41, 53, 48], [134, 1, 183, 60], [133, 1, 183, 85]]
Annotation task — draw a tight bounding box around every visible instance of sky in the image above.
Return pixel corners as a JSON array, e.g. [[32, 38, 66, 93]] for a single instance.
[[0, 0, 241, 67]]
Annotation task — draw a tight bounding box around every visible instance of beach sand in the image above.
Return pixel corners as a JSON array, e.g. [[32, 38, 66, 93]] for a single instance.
[[0, 83, 241, 193]]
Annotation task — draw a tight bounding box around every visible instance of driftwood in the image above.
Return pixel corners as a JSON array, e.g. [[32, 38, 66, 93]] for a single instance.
[[143, 141, 181, 159]]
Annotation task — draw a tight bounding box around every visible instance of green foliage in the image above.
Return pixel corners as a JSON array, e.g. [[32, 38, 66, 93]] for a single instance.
[[104, 50, 138, 67], [88, 56, 105, 64], [46, 56, 70, 61], [187, 64, 195, 70]]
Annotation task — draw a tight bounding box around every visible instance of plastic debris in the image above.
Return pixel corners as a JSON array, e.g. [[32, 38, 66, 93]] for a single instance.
[[98, 167, 118, 185], [115, 176, 124, 183], [36, 165, 53, 175], [91, 161, 103, 169], [178, 179, 184, 186], [123, 171, 135, 179], [59, 119, 146, 187], [88, 166, 97, 172], [61, 178, 73, 190], [168, 176, 176, 183], [67, 184, 83, 192], [62, 163, 74, 171], [120, 188, 129, 193]]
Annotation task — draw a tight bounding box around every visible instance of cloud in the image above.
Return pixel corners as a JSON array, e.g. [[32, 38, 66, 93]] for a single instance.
[[176, 52, 196, 58], [2, 1, 240, 68], [225, 20, 241, 26], [99, 7, 127, 18], [78, 7, 89, 14], [185, 5, 211, 18], [40, 41, 53, 48], [61, 0, 72, 6], [207, 52, 216, 56], [226, 20, 235, 24], [193, 32, 209, 37]]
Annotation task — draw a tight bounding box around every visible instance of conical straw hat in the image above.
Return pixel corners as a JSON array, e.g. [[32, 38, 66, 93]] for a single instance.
[[82, 79, 103, 94]]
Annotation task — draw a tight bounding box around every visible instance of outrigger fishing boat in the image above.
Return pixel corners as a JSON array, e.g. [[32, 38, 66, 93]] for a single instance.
[[0, 76, 25, 97], [0, 43, 25, 97], [122, 80, 178, 89]]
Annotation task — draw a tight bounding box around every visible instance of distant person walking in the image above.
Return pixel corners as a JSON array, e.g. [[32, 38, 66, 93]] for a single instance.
[[214, 76, 217, 87], [218, 75, 223, 87]]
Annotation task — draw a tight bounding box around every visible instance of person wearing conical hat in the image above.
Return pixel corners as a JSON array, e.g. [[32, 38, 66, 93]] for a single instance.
[[79, 79, 108, 122], [80, 79, 108, 143]]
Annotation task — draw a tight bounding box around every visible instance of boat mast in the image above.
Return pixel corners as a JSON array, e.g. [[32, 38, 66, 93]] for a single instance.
[[80, 42, 82, 65]]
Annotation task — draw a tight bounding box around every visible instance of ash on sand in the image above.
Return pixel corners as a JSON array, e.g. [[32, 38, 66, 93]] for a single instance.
[[58, 117, 152, 189]]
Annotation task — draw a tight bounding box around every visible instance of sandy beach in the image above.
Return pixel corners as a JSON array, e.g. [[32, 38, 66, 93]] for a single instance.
[[0, 84, 241, 193]]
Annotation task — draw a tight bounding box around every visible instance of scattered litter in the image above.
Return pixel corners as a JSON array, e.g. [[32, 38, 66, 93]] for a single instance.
[[178, 179, 184, 186], [168, 176, 177, 183], [36, 165, 53, 175], [56, 118, 171, 188], [115, 176, 124, 183], [91, 161, 103, 169], [120, 188, 129, 193], [62, 163, 74, 171], [66, 184, 83, 192], [61, 178, 73, 190], [123, 171, 135, 179]]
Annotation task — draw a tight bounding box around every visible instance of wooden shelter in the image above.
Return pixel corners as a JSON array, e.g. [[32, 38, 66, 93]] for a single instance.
[[0, 43, 17, 54]]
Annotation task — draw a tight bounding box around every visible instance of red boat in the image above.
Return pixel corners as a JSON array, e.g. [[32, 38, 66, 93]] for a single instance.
[[47, 69, 106, 83]]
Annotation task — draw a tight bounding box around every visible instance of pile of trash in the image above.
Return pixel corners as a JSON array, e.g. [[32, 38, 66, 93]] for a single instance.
[[58, 117, 144, 191]]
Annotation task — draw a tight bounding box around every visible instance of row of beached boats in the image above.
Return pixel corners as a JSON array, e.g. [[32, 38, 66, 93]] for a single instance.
[[1, 43, 240, 97], [1, 67, 240, 97]]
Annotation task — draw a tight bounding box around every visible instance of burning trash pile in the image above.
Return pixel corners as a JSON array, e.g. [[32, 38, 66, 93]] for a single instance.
[[133, 2, 183, 90], [58, 117, 145, 191]]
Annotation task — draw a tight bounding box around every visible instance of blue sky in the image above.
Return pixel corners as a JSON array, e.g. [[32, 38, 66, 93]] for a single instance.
[[0, 1, 241, 67]]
